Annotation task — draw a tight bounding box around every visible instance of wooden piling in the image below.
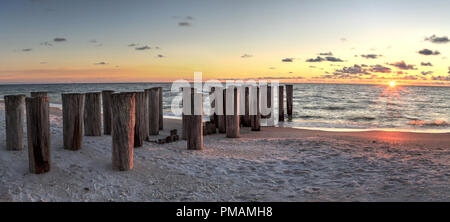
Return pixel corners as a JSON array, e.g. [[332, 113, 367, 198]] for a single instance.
[[134, 91, 148, 147], [181, 87, 194, 140], [4, 95, 25, 150], [30, 92, 48, 98], [279, 85, 285, 121], [146, 88, 160, 135], [25, 96, 50, 174], [217, 88, 227, 133], [111, 92, 135, 171], [242, 86, 251, 127], [286, 84, 293, 119], [250, 86, 261, 131], [102, 90, 114, 135], [226, 87, 240, 138], [84, 92, 102, 136], [185, 92, 203, 150], [62, 93, 85, 151], [158, 87, 163, 130]]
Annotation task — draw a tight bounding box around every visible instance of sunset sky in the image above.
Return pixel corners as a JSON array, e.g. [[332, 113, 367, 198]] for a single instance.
[[1, 0, 449, 85]]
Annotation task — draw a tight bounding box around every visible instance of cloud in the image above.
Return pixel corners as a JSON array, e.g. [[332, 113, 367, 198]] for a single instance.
[[421, 62, 433, 66], [325, 56, 343, 62], [369, 64, 391, 73], [432, 75, 450, 81], [185, 16, 194, 20], [334, 64, 370, 75], [53, 38, 67, 42], [361, 54, 381, 59], [241, 54, 253, 58], [388, 61, 417, 70], [425, 35, 450, 44], [340, 38, 347, 42], [269, 67, 276, 69], [319, 52, 333, 56], [281, 58, 294, 62], [94, 62, 108, 65], [21, 48, 32, 52], [135, 45, 151, 50], [40, 41, 53, 47], [157, 54, 165, 58], [178, 22, 191, 27], [306, 56, 325, 62], [421, 71, 433, 75], [128, 43, 138, 47], [418, 48, 440, 55]]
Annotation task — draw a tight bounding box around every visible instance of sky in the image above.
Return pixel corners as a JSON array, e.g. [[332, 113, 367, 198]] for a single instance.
[[0, 0, 449, 85]]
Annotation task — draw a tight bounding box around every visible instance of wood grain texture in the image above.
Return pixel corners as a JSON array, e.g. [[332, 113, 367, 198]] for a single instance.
[[111, 92, 135, 171], [134, 91, 148, 147], [226, 87, 240, 138], [279, 85, 285, 122], [146, 88, 160, 135], [102, 90, 114, 135], [62, 93, 85, 151], [84, 92, 102, 136], [4, 95, 25, 150], [186, 92, 203, 150], [286, 84, 293, 119], [25, 97, 51, 174]]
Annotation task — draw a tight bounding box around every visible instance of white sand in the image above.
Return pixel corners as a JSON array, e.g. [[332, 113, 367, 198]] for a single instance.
[[0, 103, 449, 201]]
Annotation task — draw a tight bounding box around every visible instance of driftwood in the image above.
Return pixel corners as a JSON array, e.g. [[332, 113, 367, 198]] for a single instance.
[[146, 88, 160, 135], [134, 91, 148, 147], [102, 90, 114, 135], [4, 95, 25, 150], [25, 96, 51, 174], [62, 93, 85, 150], [226, 87, 240, 138], [111, 92, 135, 171], [286, 84, 293, 119], [279, 85, 285, 122], [84, 92, 102, 136]]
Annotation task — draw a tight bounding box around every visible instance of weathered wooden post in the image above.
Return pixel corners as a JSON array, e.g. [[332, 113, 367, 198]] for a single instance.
[[181, 87, 194, 140], [111, 92, 135, 171], [158, 87, 163, 130], [84, 92, 102, 136], [217, 87, 227, 133], [134, 91, 148, 147], [185, 91, 203, 150], [25, 96, 50, 174], [279, 85, 285, 122], [286, 84, 293, 120], [250, 86, 261, 131], [62, 93, 85, 151], [30, 92, 48, 97], [209, 87, 217, 126], [102, 90, 114, 135], [242, 86, 251, 127], [4, 95, 25, 150], [226, 87, 240, 138], [146, 88, 160, 135]]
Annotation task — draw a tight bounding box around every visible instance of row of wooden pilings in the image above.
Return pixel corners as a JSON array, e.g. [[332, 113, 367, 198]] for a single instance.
[[182, 84, 294, 150], [3, 84, 293, 173]]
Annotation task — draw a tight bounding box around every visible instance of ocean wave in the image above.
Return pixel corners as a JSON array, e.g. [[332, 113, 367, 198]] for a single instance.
[[407, 120, 449, 127]]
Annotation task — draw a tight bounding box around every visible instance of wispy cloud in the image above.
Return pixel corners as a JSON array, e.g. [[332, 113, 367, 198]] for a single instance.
[[241, 54, 253, 58], [388, 61, 417, 70], [21, 48, 33, 52], [281, 58, 294, 62], [135, 45, 151, 50], [361, 54, 381, 59], [306, 56, 343, 62], [94, 62, 108, 65], [53, 37, 67, 42], [421, 62, 433, 66], [425, 35, 450, 44], [178, 22, 191, 27], [157, 54, 165, 58], [319, 52, 333, 56]]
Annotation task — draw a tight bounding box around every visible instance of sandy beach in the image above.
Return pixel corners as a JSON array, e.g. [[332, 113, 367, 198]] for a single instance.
[[0, 103, 449, 202]]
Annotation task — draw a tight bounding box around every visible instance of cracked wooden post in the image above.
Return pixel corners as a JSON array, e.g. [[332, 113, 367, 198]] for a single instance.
[[158, 87, 163, 130], [84, 92, 102, 136], [134, 91, 148, 147], [217, 87, 226, 133], [26, 96, 50, 174], [226, 87, 240, 138], [30, 92, 48, 98], [4, 95, 25, 150], [250, 86, 261, 131], [146, 88, 159, 135], [102, 90, 114, 135], [279, 85, 285, 122], [111, 92, 135, 171], [62, 93, 85, 151], [185, 91, 203, 150], [286, 84, 293, 120]]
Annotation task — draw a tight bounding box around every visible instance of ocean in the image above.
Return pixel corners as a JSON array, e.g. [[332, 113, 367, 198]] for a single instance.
[[0, 82, 448, 133]]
